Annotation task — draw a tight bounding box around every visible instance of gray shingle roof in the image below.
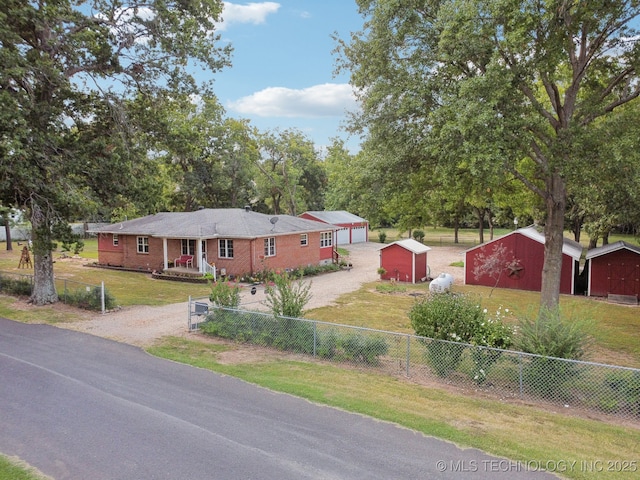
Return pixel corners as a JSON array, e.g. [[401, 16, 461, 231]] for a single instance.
[[90, 209, 335, 239]]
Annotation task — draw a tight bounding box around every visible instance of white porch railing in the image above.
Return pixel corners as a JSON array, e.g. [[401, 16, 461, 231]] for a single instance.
[[203, 262, 216, 281]]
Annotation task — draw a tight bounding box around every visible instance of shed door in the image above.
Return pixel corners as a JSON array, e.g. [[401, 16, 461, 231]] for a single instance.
[[608, 262, 640, 296]]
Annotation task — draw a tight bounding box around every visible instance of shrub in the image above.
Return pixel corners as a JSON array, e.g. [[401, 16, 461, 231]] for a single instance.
[[515, 306, 591, 360], [378, 231, 386, 243], [515, 307, 593, 399], [412, 229, 425, 242], [316, 328, 339, 358], [62, 286, 116, 311], [600, 370, 640, 416], [333, 332, 389, 365], [209, 279, 241, 308], [264, 271, 312, 318], [0, 275, 32, 296], [408, 293, 512, 380]]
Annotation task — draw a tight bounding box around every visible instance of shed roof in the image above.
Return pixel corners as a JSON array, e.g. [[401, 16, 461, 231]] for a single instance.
[[466, 226, 583, 260], [89, 208, 335, 239], [585, 241, 640, 260], [380, 238, 431, 254], [301, 210, 367, 224]]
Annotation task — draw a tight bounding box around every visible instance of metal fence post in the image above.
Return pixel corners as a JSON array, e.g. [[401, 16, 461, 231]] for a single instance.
[[406, 335, 411, 377], [313, 322, 317, 357], [519, 352, 524, 396], [101, 281, 105, 314]]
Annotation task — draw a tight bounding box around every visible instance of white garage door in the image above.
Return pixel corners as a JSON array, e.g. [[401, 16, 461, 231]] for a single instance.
[[336, 227, 350, 245], [351, 226, 367, 243]]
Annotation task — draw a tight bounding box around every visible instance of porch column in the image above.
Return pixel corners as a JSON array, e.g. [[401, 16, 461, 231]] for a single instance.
[[197, 238, 204, 274], [163, 238, 168, 270]]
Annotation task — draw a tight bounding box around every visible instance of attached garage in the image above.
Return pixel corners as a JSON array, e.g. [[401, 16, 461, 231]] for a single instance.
[[585, 241, 640, 302], [464, 226, 583, 295], [379, 239, 431, 284], [299, 211, 369, 245]]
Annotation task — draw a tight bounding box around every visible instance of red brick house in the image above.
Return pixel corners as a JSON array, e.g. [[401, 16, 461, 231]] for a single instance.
[[379, 239, 431, 283], [299, 211, 369, 245], [464, 226, 583, 295], [91, 208, 337, 278], [585, 241, 640, 300]]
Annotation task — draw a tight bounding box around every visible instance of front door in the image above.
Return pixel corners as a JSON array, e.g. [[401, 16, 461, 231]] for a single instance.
[[201, 240, 208, 264]]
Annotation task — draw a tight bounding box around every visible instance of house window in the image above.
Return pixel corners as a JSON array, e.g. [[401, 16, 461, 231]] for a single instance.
[[300, 234, 308, 246], [137, 236, 149, 254], [113, 234, 119, 246], [264, 237, 276, 257], [219, 239, 234, 258], [320, 231, 332, 248], [181, 239, 196, 255]]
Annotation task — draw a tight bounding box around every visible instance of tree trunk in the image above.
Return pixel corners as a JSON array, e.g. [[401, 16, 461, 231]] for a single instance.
[[487, 211, 494, 240], [29, 204, 58, 305], [540, 172, 566, 312], [3, 212, 12, 251], [475, 207, 485, 244], [572, 216, 582, 242], [453, 216, 460, 244]]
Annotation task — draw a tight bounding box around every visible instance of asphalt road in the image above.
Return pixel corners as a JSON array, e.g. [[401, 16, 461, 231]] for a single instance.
[[0, 318, 558, 480]]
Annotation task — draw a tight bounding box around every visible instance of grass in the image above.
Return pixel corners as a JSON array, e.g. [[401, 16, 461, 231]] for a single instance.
[[0, 455, 51, 480], [1, 233, 639, 479], [372, 226, 640, 250], [0, 240, 211, 306], [148, 336, 640, 480]]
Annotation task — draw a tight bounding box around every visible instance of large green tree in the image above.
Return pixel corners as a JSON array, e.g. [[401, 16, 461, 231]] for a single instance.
[[255, 129, 326, 216], [337, 0, 640, 309], [0, 0, 231, 304]]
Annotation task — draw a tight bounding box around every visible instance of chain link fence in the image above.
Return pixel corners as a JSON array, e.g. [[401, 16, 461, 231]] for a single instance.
[[0, 270, 108, 313], [189, 301, 640, 424]]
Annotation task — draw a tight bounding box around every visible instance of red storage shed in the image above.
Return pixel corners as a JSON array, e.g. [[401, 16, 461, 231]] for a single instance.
[[379, 239, 431, 284], [464, 226, 583, 295], [585, 241, 640, 301]]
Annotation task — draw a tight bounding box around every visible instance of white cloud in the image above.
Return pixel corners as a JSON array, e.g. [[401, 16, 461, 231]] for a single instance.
[[228, 83, 359, 118], [217, 2, 280, 31]]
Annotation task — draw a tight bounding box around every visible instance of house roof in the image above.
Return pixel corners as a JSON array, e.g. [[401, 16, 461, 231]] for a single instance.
[[585, 241, 640, 260], [301, 210, 367, 224], [89, 208, 336, 239], [380, 238, 431, 254], [466, 226, 583, 260]]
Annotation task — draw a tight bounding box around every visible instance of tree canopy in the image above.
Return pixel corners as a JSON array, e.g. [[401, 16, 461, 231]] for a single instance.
[[337, 0, 640, 310], [0, 0, 231, 304]]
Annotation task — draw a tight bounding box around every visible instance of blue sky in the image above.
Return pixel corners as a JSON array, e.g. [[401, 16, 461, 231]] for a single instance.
[[211, 1, 365, 153]]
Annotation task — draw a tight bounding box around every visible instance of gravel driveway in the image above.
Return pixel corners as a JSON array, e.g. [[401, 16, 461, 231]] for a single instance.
[[60, 243, 466, 346]]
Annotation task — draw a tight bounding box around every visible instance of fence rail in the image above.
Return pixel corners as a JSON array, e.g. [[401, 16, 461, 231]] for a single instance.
[[188, 300, 640, 424]]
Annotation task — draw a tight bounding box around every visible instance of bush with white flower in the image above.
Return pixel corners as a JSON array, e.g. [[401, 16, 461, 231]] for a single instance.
[[469, 306, 514, 384], [409, 292, 513, 381]]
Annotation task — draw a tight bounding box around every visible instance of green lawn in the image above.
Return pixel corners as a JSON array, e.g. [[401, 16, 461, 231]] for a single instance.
[[1, 232, 639, 480], [148, 336, 640, 480]]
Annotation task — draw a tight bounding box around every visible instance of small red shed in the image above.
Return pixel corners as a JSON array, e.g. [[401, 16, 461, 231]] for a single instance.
[[379, 239, 431, 284], [299, 211, 369, 245], [464, 226, 583, 295], [585, 241, 640, 300]]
